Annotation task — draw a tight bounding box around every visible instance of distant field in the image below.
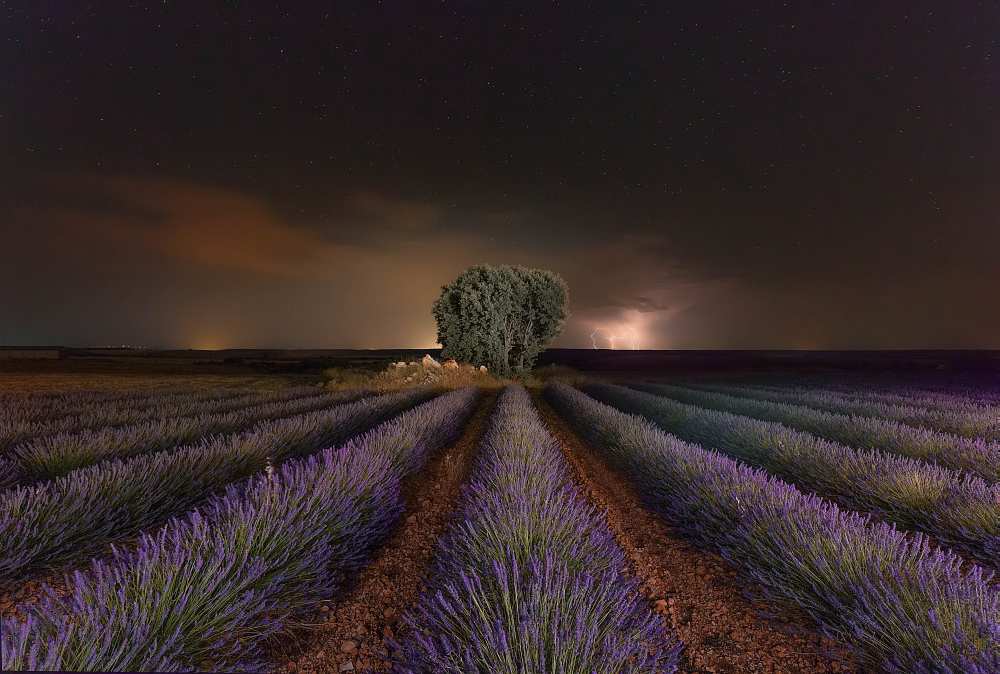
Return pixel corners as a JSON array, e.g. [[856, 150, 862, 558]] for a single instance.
[[0, 360, 997, 672], [0, 372, 302, 394]]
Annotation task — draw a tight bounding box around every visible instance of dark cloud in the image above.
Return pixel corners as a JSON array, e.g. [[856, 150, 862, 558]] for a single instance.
[[2, 2, 997, 349], [4, 169, 999, 349], [3, 175, 717, 348]]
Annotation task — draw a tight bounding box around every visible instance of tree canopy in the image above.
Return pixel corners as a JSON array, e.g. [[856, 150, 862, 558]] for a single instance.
[[432, 265, 569, 376]]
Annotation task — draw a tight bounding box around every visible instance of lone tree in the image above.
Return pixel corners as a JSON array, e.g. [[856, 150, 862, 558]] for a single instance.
[[432, 265, 569, 377]]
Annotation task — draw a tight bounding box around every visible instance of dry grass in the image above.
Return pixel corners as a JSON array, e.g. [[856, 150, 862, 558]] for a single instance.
[[323, 361, 591, 393], [521, 364, 592, 387]]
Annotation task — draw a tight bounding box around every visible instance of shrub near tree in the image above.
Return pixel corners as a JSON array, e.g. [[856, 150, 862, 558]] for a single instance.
[[432, 265, 568, 377]]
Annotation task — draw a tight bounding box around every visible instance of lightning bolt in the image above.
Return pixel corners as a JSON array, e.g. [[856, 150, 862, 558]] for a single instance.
[[590, 328, 603, 349], [623, 327, 639, 350], [591, 326, 640, 350], [591, 328, 617, 349]]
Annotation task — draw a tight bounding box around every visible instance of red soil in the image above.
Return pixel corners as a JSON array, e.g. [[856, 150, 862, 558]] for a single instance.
[[278, 393, 495, 674]]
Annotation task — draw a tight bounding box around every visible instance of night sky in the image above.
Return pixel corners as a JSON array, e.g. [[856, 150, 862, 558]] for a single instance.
[[3, 2, 997, 349]]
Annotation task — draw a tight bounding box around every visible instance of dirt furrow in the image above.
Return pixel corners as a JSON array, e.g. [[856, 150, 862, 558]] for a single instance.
[[533, 393, 858, 674], [278, 392, 496, 674]]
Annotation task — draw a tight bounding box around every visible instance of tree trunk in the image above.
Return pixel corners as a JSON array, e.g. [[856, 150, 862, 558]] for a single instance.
[[518, 319, 533, 371], [498, 322, 515, 377]]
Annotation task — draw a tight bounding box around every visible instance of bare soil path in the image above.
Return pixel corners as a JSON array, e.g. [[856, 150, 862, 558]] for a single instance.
[[278, 392, 496, 674], [533, 392, 858, 674]]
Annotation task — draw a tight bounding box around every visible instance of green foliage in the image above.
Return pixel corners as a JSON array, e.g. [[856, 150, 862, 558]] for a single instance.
[[432, 265, 568, 377]]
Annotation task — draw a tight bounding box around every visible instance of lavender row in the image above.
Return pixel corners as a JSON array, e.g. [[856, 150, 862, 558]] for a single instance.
[[1, 387, 480, 672], [0, 384, 316, 433], [546, 383, 999, 673], [708, 375, 1000, 408], [0, 387, 435, 584], [689, 377, 1000, 411], [0, 389, 358, 485], [0, 385, 245, 424], [693, 382, 1000, 441], [751, 381, 1000, 416], [586, 384, 1000, 570], [0, 385, 331, 451], [634, 383, 1000, 483], [397, 386, 681, 673], [875, 382, 1000, 407], [2, 389, 368, 487], [0, 384, 196, 409]]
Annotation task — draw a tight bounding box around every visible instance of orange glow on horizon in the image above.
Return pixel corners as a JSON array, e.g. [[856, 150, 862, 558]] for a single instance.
[[190, 333, 230, 351]]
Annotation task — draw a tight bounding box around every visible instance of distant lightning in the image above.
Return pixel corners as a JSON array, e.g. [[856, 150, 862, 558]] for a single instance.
[[591, 328, 617, 349], [622, 327, 639, 350], [590, 328, 603, 349], [591, 326, 640, 350]]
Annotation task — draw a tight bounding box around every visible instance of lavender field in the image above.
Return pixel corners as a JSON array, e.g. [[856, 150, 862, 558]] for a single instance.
[[1, 375, 997, 673]]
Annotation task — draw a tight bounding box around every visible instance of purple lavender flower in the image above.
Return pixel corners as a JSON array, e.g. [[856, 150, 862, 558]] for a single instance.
[[634, 383, 1000, 482], [396, 386, 681, 673], [5, 389, 370, 485], [546, 382, 999, 673], [0, 385, 339, 452], [689, 382, 1000, 440], [1, 387, 479, 671], [0, 387, 436, 583], [584, 383, 1000, 570]]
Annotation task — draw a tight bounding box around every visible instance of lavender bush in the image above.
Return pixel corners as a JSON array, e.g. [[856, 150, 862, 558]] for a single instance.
[[701, 378, 1000, 409], [397, 386, 681, 673], [634, 383, 1000, 483], [546, 383, 999, 673], [0, 387, 479, 672], [750, 382, 1000, 419], [0, 385, 245, 425], [0, 385, 331, 451], [586, 383, 1000, 569], [4, 389, 368, 486], [690, 382, 1000, 441], [848, 382, 1000, 408], [0, 387, 435, 584]]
